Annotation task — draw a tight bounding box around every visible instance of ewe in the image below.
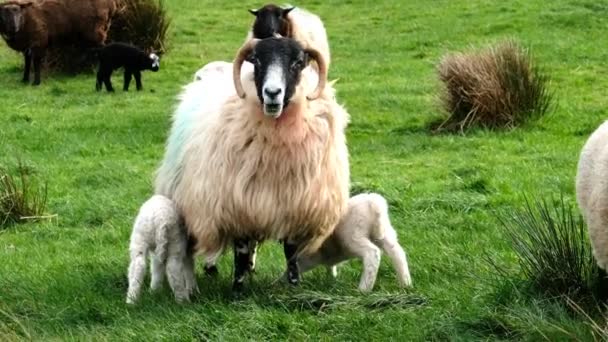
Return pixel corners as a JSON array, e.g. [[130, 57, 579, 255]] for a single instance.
[[155, 37, 350, 291], [298, 193, 412, 292], [576, 120, 608, 270], [0, 0, 116, 85], [126, 195, 197, 304]]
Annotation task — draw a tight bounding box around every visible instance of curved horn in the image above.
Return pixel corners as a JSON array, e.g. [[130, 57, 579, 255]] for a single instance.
[[233, 38, 260, 99], [304, 48, 327, 100]]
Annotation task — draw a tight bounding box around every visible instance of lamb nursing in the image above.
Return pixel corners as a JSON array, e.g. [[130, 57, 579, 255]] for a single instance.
[[155, 37, 350, 292]]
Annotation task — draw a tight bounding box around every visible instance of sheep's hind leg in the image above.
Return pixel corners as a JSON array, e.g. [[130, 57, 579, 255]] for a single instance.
[[150, 252, 165, 291], [126, 248, 148, 304], [123, 69, 133, 91], [232, 238, 251, 293], [283, 240, 300, 285]]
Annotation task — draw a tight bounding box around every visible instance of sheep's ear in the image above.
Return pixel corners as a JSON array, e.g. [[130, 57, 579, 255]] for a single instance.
[[248, 9, 258, 16], [282, 7, 295, 17], [19, 1, 34, 8]]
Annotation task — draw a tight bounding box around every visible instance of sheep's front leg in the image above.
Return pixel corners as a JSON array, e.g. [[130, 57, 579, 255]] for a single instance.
[[123, 69, 133, 91], [232, 238, 251, 292], [31, 48, 44, 86], [248, 240, 258, 273], [134, 70, 143, 91], [22, 49, 32, 83], [283, 240, 300, 285]]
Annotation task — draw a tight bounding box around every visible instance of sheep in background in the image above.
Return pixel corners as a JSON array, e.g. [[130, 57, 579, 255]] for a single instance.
[[576, 120, 608, 270], [298, 193, 412, 292], [245, 4, 331, 68], [155, 37, 349, 292], [95, 42, 160, 92], [126, 195, 197, 304], [0, 0, 116, 85]]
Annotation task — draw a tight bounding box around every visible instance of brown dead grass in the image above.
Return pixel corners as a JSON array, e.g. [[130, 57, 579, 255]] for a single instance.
[[435, 40, 552, 133]]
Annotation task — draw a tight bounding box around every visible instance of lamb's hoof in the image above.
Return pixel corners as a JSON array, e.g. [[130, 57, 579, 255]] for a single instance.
[[204, 265, 219, 277], [32, 80, 40, 86], [22, 78, 29, 84]]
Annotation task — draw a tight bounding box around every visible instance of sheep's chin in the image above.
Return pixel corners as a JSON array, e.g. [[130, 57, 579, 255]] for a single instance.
[[263, 103, 283, 118]]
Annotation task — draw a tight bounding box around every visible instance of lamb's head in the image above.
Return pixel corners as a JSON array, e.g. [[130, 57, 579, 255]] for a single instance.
[[148, 53, 160, 72], [233, 37, 327, 118], [0, 1, 32, 38], [249, 4, 294, 39]]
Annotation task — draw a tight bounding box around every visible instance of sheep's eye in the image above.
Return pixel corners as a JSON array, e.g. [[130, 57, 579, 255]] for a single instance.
[[291, 60, 303, 70]]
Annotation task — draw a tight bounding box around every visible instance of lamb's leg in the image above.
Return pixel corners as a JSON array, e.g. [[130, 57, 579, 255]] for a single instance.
[[150, 252, 165, 291], [283, 240, 300, 285], [31, 48, 44, 86], [126, 247, 148, 304], [123, 69, 132, 91], [232, 238, 251, 292], [353, 239, 381, 292], [22, 49, 32, 83], [380, 229, 412, 288], [184, 254, 199, 295], [134, 70, 143, 91], [96, 69, 103, 91], [103, 70, 114, 92]]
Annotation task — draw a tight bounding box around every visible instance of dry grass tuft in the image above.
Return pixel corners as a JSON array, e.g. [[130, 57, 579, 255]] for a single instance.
[[435, 40, 552, 133], [0, 162, 50, 228], [108, 0, 170, 54]]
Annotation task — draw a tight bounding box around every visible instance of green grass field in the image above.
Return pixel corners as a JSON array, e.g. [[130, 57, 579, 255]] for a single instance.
[[1, 0, 607, 340]]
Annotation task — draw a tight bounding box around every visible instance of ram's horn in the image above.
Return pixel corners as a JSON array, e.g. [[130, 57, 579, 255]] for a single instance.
[[233, 38, 260, 98]]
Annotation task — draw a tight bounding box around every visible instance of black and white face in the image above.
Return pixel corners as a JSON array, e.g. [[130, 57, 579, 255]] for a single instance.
[[149, 53, 160, 71], [249, 38, 308, 118], [249, 5, 293, 39]]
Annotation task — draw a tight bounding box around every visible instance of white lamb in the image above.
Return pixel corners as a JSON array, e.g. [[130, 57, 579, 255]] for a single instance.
[[298, 193, 412, 292], [576, 120, 608, 270], [126, 195, 197, 304]]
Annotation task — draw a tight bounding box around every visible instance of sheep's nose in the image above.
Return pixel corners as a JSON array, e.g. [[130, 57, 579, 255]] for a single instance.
[[264, 87, 282, 98]]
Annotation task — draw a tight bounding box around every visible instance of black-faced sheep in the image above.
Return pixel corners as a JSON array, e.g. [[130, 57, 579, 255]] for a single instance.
[[298, 193, 412, 292], [245, 4, 331, 67], [126, 195, 197, 304], [155, 37, 349, 292], [95, 42, 160, 92], [0, 0, 116, 85]]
